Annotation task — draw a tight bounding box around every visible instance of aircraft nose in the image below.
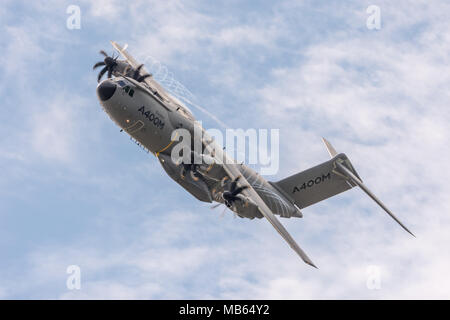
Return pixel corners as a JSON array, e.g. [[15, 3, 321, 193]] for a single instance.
[[97, 80, 117, 101]]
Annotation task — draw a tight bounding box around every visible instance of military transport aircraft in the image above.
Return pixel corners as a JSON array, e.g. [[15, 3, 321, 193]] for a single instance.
[[94, 41, 414, 268]]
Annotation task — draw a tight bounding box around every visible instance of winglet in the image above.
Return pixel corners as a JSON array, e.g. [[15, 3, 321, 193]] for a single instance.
[[322, 137, 338, 158]]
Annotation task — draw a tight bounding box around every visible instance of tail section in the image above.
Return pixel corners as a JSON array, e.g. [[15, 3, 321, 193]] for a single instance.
[[273, 138, 414, 236], [274, 147, 358, 210]]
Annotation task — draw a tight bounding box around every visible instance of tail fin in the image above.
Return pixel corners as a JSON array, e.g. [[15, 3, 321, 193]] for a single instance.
[[273, 138, 414, 237]]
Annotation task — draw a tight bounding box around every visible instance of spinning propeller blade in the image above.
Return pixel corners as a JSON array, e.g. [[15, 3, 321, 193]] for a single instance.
[[93, 50, 118, 82]]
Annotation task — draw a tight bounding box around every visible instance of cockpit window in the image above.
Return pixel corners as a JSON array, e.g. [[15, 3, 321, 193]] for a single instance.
[[123, 85, 134, 97]]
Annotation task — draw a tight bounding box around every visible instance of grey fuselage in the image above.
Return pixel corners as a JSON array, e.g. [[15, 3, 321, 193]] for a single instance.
[[97, 76, 301, 219]]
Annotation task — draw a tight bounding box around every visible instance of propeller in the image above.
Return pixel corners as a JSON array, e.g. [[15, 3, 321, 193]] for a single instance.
[[211, 203, 227, 217], [222, 176, 248, 208], [130, 64, 152, 82], [210, 177, 247, 218], [210, 202, 236, 219], [93, 50, 118, 82]]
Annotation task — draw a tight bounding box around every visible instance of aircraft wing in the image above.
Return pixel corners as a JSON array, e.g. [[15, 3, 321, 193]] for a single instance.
[[217, 149, 317, 268], [111, 41, 196, 119], [110, 41, 172, 102], [196, 125, 317, 267]]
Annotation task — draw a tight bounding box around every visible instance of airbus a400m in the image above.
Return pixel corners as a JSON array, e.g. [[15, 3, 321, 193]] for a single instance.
[[94, 42, 414, 268]]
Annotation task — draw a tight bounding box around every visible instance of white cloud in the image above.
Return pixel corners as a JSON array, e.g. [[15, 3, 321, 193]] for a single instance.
[[88, 0, 123, 20], [248, 1, 450, 299], [30, 98, 78, 162], [2, 0, 450, 300]]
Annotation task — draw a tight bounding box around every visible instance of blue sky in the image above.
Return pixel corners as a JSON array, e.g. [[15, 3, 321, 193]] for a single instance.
[[1, 0, 449, 299]]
